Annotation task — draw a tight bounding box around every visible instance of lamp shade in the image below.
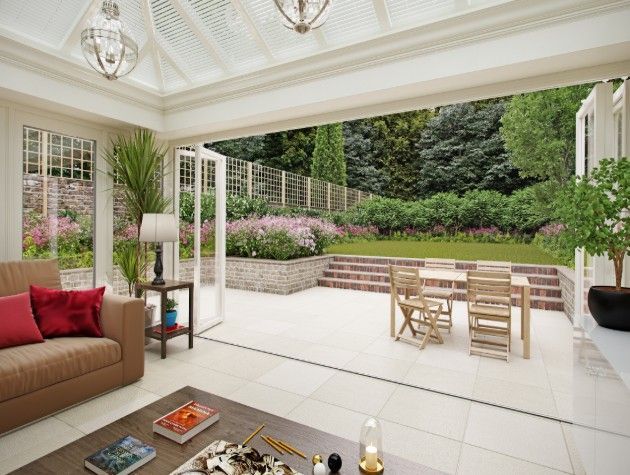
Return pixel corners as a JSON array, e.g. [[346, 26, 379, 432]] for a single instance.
[[139, 214, 178, 243]]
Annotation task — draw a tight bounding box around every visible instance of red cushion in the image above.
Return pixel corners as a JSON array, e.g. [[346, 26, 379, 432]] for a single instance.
[[0, 292, 44, 349], [30, 285, 105, 338]]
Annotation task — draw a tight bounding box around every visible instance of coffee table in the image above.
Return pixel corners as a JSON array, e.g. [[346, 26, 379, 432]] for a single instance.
[[14, 386, 440, 474]]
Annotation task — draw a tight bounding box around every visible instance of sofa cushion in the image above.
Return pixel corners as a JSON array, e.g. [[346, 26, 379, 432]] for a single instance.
[[0, 292, 44, 349], [0, 259, 61, 297], [30, 285, 105, 338], [0, 337, 121, 402]]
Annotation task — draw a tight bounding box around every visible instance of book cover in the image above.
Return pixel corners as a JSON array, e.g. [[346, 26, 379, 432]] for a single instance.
[[84, 435, 155, 475], [153, 323, 186, 334], [153, 400, 220, 443]]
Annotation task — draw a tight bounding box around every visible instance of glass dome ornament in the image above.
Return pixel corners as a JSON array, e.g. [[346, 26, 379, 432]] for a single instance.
[[81, 1, 138, 80], [273, 0, 332, 34], [359, 417, 384, 474]]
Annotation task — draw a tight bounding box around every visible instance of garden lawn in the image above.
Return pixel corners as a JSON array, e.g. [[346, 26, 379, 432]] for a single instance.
[[326, 240, 561, 265]]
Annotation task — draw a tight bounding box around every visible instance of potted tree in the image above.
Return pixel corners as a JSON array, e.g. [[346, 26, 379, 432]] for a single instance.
[[105, 129, 171, 330], [558, 157, 629, 330]]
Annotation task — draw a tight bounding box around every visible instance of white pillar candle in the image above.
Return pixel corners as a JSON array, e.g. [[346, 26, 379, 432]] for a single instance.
[[365, 445, 378, 470]]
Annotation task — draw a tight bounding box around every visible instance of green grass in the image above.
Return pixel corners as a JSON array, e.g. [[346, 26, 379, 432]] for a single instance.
[[326, 240, 561, 265]]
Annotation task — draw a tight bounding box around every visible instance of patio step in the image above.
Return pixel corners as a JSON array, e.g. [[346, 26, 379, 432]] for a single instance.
[[318, 255, 565, 311]]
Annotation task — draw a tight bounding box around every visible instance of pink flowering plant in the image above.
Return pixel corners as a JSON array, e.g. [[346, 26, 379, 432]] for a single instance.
[[226, 216, 341, 260]]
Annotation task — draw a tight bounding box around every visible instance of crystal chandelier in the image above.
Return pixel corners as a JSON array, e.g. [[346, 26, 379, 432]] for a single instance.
[[81, 1, 138, 80], [273, 0, 332, 34]]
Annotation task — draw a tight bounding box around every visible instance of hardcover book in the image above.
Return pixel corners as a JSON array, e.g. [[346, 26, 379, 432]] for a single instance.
[[153, 400, 220, 444], [84, 435, 155, 475]]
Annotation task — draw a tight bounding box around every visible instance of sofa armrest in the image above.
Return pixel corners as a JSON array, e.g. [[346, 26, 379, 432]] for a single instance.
[[100, 293, 145, 384]]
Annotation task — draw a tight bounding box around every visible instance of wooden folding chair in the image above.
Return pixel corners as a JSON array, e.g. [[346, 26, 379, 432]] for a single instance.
[[475, 261, 512, 306], [389, 265, 444, 350], [467, 271, 512, 361], [422, 258, 456, 333]]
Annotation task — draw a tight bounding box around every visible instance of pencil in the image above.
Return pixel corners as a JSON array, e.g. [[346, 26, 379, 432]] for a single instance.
[[261, 435, 285, 455], [242, 424, 265, 445], [270, 438, 295, 455], [276, 439, 306, 459]]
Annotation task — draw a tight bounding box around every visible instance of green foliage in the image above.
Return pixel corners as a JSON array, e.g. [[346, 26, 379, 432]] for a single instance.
[[458, 190, 508, 229], [166, 298, 177, 312], [557, 158, 630, 288], [532, 232, 574, 268], [351, 196, 410, 233], [505, 187, 550, 233], [371, 110, 434, 198], [311, 123, 346, 185], [179, 191, 270, 223], [422, 193, 463, 230], [343, 119, 388, 195], [501, 84, 592, 207], [115, 242, 146, 297], [416, 102, 527, 197]]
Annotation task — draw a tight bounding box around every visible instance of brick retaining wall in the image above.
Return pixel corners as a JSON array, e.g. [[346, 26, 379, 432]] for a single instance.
[[60, 255, 332, 296], [557, 266, 575, 322]]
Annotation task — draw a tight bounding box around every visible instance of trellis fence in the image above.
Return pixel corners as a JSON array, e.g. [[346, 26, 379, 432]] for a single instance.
[[178, 150, 374, 212]]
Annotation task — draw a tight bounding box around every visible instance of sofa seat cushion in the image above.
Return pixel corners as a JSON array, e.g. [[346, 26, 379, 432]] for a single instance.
[[0, 337, 121, 402]]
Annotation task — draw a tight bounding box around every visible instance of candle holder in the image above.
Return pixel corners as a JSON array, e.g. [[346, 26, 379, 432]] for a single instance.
[[358, 417, 384, 474]]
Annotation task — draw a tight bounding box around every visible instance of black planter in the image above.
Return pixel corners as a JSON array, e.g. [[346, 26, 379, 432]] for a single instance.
[[588, 286, 630, 331]]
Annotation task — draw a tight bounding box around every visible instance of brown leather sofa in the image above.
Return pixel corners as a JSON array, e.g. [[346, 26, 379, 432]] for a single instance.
[[0, 259, 145, 434]]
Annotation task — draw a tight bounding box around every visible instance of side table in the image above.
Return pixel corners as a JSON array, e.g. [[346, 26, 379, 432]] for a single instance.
[[136, 280, 194, 359]]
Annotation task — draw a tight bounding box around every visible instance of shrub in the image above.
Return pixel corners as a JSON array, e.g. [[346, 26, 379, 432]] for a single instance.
[[180, 191, 270, 223], [422, 193, 463, 230], [352, 196, 409, 233], [226, 216, 341, 260], [504, 187, 550, 232], [532, 223, 573, 267], [458, 190, 508, 229]]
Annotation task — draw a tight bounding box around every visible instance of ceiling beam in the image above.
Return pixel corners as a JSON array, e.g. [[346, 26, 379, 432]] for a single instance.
[[60, 0, 101, 53], [141, 0, 166, 91], [158, 44, 193, 87], [230, 0, 274, 62], [372, 0, 392, 32], [170, 0, 230, 74]]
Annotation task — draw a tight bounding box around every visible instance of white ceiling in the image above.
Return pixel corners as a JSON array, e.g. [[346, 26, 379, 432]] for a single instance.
[[0, 0, 509, 95]]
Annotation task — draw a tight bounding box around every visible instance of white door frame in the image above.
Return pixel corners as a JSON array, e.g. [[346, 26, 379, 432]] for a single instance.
[[174, 146, 226, 333]]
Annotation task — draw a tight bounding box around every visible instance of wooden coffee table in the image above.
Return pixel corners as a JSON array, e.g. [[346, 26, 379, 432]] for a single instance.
[[14, 386, 440, 474]]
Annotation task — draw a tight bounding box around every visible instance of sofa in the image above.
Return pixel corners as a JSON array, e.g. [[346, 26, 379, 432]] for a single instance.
[[0, 259, 145, 434]]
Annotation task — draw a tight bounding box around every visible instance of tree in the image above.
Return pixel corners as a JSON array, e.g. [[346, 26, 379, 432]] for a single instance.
[[311, 123, 346, 185], [415, 102, 527, 198], [500, 84, 592, 206], [343, 118, 387, 194], [372, 110, 433, 199], [557, 158, 629, 290]]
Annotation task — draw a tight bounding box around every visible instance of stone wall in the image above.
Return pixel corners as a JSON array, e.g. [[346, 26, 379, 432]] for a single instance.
[[557, 266, 575, 322], [60, 255, 331, 296]]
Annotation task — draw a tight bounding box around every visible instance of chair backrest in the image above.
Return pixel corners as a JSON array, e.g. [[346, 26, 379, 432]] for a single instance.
[[389, 265, 424, 303], [467, 270, 512, 304], [424, 258, 456, 270], [476, 260, 511, 273]]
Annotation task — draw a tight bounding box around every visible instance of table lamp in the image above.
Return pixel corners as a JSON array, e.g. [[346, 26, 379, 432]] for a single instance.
[[139, 213, 178, 285]]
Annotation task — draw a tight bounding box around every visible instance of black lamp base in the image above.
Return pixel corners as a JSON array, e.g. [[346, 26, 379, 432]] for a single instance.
[[152, 242, 165, 285]]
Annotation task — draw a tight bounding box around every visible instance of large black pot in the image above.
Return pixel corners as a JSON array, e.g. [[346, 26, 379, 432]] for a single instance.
[[588, 286, 630, 331]]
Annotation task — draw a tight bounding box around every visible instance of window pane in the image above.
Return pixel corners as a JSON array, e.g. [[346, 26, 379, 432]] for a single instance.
[[22, 126, 96, 287]]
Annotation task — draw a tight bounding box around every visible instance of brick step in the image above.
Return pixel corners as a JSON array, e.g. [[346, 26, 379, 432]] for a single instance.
[[331, 255, 559, 276], [317, 277, 564, 311]]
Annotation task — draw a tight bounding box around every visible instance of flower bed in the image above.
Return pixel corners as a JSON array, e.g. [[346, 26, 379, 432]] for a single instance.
[[226, 216, 341, 260]]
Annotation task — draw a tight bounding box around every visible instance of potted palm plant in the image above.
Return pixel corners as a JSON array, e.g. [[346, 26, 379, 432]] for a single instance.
[[105, 129, 171, 329], [558, 157, 629, 330]]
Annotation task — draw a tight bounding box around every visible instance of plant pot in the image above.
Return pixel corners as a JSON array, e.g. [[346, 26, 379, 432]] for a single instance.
[[166, 310, 178, 328], [588, 286, 630, 331]]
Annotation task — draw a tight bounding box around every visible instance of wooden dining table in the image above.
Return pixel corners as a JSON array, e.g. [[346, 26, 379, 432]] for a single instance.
[[389, 268, 532, 359]]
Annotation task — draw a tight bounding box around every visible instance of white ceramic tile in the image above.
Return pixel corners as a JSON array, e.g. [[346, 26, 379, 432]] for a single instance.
[[404, 363, 475, 398], [318, 330, 380, 352], [380, 419, 462, 474], [280, 323, 337, 344], [561, 422, 586, 475], [0, 422, 83, 474], [228, 382, 305, 417], [253, 335, 314, 359], [472, 376, 558, 418], [477, 356, 551, 389], [299, 344, 359, 367], [212, 348, 285, 380], [256, 360, 336, 397], [416, 344, 480, 375], [310, 372, 396, 415], [456, 444, 567, 475], [55, 386, 160, 433], [464, 403, 572, 472], [343, 353, 413, 381], [287, 398, 369, 442], [380, 385, 470, 440], [363, 335, 424, 362]]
